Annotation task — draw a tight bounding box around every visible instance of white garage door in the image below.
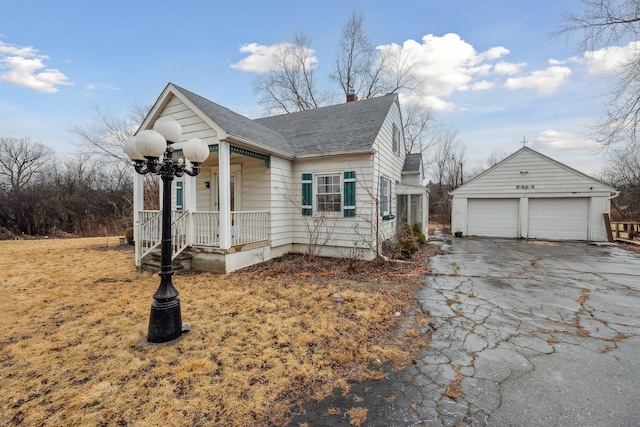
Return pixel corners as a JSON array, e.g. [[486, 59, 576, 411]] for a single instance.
[[528, 198, 588, 240], [467, 199, 519, 238]]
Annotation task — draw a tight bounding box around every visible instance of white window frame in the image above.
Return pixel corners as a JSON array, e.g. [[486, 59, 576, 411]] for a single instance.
[[380, 176, 393, 217], [315, 173, 342, 215], [392, 123, 401, 156]]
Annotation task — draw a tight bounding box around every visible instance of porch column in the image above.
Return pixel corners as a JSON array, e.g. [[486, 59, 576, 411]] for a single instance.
[[218, 140, 232, 250], [183, 163, 197, 245], [133, 171, 144, 267]]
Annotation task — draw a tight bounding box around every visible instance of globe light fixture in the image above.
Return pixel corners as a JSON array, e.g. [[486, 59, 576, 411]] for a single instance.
[[124, 116, 210, 343]]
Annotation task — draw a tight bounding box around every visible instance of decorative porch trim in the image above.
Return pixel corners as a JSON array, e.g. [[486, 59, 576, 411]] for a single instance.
[[230, 146, 270, 168], [175, 144, 270, 168]]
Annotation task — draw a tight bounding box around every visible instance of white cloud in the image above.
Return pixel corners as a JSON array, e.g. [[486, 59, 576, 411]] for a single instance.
[[504, 64, 571, 95], [376, 34, 514, 110], [82, 83, 121, 96], [534, 129, 601, 151], [583, 41, 639, 76], [482, 46, 510, 61], [494, 61, 526, 75], [471, 80, 495, 90], [230, 42, 319, 73], [0, 41, 71, 93], [230, 43, 281, 73]]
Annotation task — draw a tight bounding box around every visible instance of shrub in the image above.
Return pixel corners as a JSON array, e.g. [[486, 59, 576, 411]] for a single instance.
[[399, 223, 419, 256], [412, 223, 427, 244]]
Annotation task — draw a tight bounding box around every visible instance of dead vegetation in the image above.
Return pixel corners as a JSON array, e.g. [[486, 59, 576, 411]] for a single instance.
[[0, 237, 443, 426]]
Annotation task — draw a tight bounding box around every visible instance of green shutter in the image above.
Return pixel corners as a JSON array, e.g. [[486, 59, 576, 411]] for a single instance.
[[343, 171, 356, 217], [379, 176, 385, 216], [389, 179, 393, 217], [176, 181, 183, 211], [302, 173, 312, 216]]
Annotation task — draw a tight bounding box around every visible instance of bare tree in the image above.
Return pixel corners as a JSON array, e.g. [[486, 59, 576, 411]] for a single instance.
[[556, 0, 640, 147], [254, 33, 333, 113], [0, 137, 54, 192], [426, 127, 466, 224], [70, 102, 149, 163], [484, 149, 509, 168], [331, 11, 386, 99], [603, 144, 640, 219], [402, 102, 438, 156], [71, 103, 158, 210]]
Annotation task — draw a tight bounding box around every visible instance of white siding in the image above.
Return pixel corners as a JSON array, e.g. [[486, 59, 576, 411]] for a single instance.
[[159, 95, 219, 146], [258, 156, 293, 248], [452, 148, 613, 198], [291, 154, 375, 256], [371, 99, 405, 244]]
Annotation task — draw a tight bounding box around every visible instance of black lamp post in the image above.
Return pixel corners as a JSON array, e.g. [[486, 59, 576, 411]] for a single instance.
[[124, 117, 210, 343]]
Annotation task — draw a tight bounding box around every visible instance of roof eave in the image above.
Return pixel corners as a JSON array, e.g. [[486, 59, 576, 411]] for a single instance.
[[225, 133, 294, 160], [294, 148, 376, 159]]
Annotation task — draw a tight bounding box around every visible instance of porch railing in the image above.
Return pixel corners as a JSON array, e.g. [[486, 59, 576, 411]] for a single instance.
[[137, 210, 162, 264], [171, 211, 190, 259], [231, 211, 269, 246], [136, 210, 269, 260], [192, 211, 220, 246], [191, 210, 270, 246]]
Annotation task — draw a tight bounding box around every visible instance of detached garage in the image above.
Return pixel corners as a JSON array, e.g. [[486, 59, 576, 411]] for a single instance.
[[451, 147, 617, 242]]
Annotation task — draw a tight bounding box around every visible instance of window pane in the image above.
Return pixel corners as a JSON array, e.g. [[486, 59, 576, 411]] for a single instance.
[[398, 195, 408, 225], [410, 194, 421, 225], [316, 174, 341, 212]]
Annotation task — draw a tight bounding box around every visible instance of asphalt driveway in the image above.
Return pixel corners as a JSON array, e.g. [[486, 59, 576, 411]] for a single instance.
[[285, 237, 640, 426]]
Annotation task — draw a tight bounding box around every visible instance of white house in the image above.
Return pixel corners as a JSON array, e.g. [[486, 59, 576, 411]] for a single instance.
[[450, 147, 617, 241], [132, 83, 429, 273]]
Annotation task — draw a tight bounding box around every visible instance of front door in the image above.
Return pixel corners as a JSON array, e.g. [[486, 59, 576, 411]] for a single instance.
[[210, 171, 239, 212]]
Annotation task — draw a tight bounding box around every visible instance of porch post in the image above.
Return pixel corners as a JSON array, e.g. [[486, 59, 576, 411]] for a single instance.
[[218, 140, 232, 250], [133, 171, 144, 267], [183, 163, 197, 245]]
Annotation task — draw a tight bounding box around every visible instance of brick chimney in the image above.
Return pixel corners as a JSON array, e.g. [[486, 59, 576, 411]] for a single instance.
[[346, 90, 357, 102]]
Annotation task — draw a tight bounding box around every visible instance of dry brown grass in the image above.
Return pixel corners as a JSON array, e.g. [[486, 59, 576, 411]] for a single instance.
[[0, 237, 438, 426]]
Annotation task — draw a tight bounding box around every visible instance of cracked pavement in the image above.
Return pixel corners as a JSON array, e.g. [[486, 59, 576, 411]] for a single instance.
[[283, 237, 640, 426]]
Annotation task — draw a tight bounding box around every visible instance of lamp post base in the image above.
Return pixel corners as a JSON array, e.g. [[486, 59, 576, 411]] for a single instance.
[[147, 298, 183, 343]]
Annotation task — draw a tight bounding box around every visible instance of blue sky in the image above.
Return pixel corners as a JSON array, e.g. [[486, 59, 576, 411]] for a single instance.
[[0, 0, 627, 176]]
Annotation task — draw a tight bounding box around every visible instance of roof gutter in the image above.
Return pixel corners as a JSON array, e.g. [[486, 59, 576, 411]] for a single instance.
[[294, 148, 377, 160]]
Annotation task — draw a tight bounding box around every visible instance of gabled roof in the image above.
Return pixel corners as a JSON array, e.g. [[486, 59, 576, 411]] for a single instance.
[[147, 83, 398, 159], [450, 146, 616, 195], [402, 153, 422, 174], [172, 84, 293, 155], [255, 93, 397, 156]]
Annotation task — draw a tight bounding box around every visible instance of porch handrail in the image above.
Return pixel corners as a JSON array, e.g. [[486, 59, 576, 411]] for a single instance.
[[171, 211, 190, 259], [137, 210, 162, 264]]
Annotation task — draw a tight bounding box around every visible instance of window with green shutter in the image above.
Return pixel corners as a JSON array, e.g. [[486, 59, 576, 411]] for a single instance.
[[343, 171, 356, 217]]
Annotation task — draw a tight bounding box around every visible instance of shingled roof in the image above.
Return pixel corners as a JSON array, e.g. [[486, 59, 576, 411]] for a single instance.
[[255, 94, 397, 156], [173, 84, 292, 155], [172, 84, 397, 158], [403, 153, 422, 173]]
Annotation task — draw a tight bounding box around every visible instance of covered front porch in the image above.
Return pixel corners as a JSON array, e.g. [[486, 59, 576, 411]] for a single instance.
[[132, 138, 279, 273]]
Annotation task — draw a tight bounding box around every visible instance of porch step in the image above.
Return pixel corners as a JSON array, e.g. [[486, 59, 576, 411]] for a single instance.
[[141, 250, 193, 274]]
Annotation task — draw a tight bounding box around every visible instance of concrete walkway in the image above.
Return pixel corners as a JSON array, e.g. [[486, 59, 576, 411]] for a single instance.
[[284, 238, 640, 426]]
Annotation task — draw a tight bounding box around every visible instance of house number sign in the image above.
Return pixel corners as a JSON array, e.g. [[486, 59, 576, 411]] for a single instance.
[[516, 184, 535, 189]]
